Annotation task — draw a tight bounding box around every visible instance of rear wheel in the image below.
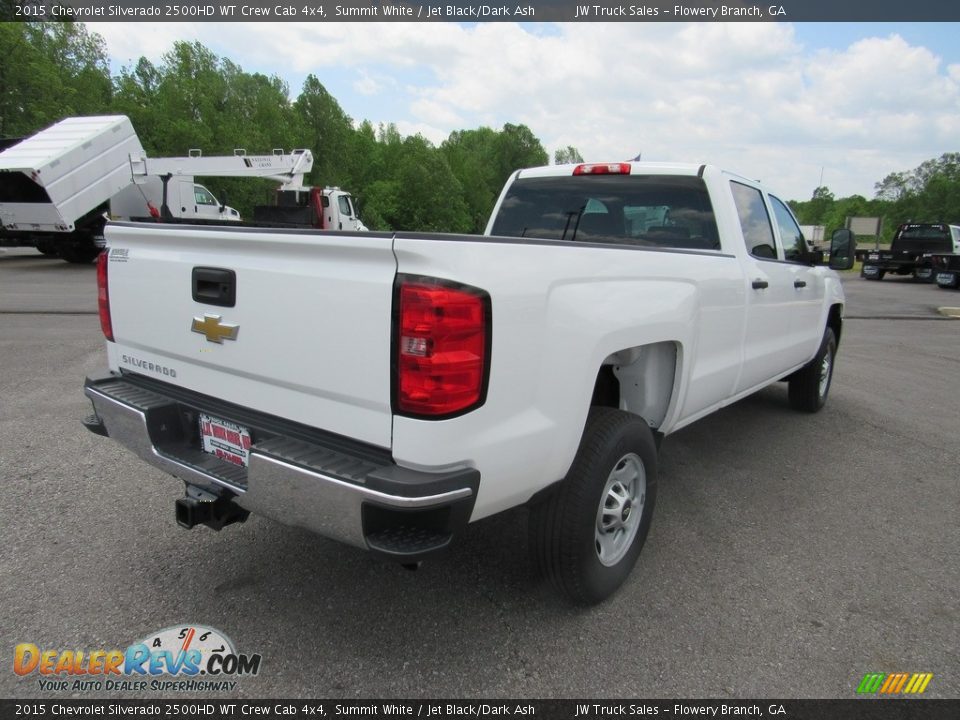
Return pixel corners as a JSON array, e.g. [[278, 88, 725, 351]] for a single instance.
[[57, 244, 100, 264], [34, 241, 59, 257], [937, 272, 959, 289], [788, 327, 836, 413], [530, 408, 658, 605]]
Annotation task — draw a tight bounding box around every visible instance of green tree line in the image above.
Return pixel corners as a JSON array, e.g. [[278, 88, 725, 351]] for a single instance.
[[2, 23, 956, 236], [788, 154, 960, 245], [1, 23, 553, 232]]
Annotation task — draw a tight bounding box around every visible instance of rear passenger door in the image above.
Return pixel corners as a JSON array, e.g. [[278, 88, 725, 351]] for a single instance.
[[730, 180, 801, 394], [767, 194, 824, 362]]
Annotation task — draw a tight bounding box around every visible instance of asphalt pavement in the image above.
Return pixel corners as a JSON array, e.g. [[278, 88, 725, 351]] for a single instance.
[[1, 247, 957, 700]]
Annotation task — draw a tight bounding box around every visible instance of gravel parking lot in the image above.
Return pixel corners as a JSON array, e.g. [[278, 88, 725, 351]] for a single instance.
[[1, 247, 957, 699]]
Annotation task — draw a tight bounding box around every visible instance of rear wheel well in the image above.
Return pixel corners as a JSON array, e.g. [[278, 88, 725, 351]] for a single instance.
[[827, 304, 843, 347], [591, 366, 620, 409], [590, 342, 678, 430]]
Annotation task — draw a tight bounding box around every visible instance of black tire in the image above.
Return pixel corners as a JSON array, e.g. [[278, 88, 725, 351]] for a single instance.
[[530, 407, 658, 605], [57, 244, 100, 264], [788, 327, 836, 413], [34, 241, 59, 257], [937, 273, 959, 289]]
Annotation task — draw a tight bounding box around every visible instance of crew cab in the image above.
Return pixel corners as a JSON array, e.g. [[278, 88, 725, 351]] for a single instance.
[[82, 162, 854, 604]]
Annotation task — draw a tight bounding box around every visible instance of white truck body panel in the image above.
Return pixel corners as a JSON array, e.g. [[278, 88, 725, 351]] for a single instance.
[[0, 115, 144, 231], [390, 229, 841, 519], [103, 224, 397, 448]]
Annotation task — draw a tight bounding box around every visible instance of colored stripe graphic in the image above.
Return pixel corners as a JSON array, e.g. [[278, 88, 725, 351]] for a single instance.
[[904, 674, 934, 694], [857, 673, 885, 694], [880, 673, 908, 694], [858, 672, 933, 695]]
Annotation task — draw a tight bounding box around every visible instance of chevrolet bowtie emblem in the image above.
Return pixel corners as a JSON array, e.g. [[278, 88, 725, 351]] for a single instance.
[[191, 314, 239, 344]]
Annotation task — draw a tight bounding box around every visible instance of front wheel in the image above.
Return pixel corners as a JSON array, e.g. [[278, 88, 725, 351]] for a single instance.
[[530, 408, 658, 605], [788, 327, 837, 413]]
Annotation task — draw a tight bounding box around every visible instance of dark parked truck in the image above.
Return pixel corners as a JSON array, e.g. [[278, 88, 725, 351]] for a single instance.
[[861, 223, 960, 281]]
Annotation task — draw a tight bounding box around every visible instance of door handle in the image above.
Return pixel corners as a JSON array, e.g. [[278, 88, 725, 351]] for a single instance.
[[193, 267, 237, 307], [752, 279, 769, 290], [794, 280, 807, 288]]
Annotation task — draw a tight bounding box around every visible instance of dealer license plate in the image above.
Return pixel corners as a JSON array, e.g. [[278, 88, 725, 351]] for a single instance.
[[199, 414, 252, 468]]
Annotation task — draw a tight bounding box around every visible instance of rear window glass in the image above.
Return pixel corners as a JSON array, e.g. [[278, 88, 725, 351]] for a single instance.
[[490, 174, 720, 250]]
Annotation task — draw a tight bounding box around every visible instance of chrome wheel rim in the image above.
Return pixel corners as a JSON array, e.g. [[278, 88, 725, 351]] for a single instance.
[[595, 453, 645, 567], [818, 348, 833, 399]]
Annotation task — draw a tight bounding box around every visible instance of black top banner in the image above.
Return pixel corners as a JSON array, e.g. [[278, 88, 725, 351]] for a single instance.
[[5, 0, 960, 22]]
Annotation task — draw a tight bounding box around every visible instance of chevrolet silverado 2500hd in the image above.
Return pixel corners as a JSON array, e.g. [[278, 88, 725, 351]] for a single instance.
[[83, 162, 855, 604]]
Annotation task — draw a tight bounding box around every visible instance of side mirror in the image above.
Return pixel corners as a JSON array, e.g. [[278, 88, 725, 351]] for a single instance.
[[829, 228, 855, 271], [218, 190, 228, 213]]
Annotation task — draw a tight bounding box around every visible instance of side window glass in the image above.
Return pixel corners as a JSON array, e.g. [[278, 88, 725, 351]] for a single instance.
[[338, 195, 352, 217], [194, 187, 215, 206], [730, 181, 777, 260], [770, 195, 808, 262]]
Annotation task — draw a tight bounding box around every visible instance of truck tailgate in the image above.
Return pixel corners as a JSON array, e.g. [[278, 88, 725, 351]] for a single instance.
[[102, 223, 396, 449]]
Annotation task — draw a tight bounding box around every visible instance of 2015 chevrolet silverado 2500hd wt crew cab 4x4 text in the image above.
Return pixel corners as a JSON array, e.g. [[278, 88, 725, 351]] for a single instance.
[[83, 162, 855, 604]]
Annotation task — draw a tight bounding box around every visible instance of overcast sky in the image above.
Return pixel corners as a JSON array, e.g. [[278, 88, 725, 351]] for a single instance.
[[86, 21, 960, 202]]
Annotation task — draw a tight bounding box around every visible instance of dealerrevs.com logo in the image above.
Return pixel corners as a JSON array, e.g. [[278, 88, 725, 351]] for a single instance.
[[14, 625, 262, 693]]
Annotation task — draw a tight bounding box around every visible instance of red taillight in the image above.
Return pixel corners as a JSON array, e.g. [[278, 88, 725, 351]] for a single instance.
[[96, 251, 114, 342], [573, 163, 632, 176], [395, 277, 490, 418]]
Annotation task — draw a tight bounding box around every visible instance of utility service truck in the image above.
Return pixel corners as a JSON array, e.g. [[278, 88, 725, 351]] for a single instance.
[[83, 161, 855, 604], [0, 115, 364, 263]]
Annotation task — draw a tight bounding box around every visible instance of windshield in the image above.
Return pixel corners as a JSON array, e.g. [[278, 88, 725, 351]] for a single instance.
[[490, 174, 720, 251]]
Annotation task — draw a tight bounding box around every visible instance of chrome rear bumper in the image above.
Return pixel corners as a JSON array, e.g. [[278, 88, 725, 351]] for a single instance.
[[84, 374, 478, 560]]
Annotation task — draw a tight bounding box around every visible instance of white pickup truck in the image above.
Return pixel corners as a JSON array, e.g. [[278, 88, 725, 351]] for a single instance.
[[83, 162, 855, 604]]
